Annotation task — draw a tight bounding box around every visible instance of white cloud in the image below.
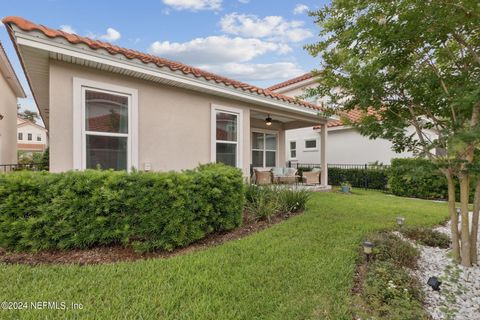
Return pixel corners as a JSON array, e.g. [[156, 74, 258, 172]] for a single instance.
[[149, 35, 290, 65], [198, 62, 304, 82], [100, 28, 121, 42], [220, 13, 313, 43], [293, 4, 309, 15], [162, 0, 222, 11], [59, 25, 76, 34]]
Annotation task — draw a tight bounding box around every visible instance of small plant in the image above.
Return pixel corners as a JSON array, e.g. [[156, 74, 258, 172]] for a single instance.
[[401, 227, 450, 248], [340, 181, 351, 193], [368, 232, 419, 269], [276, 188, 310, 213]]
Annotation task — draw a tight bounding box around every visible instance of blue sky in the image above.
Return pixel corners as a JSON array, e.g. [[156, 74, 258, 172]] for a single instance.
[[0, 0, 329, 115]]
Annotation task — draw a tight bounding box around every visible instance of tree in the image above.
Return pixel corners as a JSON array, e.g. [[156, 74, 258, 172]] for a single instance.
[[18, 110, 39, 123], [306, 0, 480, 266]]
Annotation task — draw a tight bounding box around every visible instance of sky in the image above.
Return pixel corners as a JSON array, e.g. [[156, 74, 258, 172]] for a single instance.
[[0, 0, 330, 117]]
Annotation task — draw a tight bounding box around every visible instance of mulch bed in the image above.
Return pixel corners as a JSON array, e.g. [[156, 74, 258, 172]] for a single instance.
[[0, 211, 303, 266]]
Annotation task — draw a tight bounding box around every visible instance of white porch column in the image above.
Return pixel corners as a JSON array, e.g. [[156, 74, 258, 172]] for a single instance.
[[320, 124, 328, 186]]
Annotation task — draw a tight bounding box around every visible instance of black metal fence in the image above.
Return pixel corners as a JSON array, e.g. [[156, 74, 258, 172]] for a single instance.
[[288, 162, 390, 190], [0, 163, 42, 173]]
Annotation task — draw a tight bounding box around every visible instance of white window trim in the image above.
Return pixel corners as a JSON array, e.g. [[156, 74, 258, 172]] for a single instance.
[[251, 128, 279, 168], [211, 104, 243, 169], [304, 138, 318, 152], [289, 139, 297, 160], [73, 78, 138, 171]]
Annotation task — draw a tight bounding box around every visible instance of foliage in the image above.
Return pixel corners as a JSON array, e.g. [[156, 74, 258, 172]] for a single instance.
[[328, 167, 388, 190], [38, 148, 49, 171], [0, 190, 448, 319], [402, 228, 451, 248], [389, 158, 449, 199], [307, 0, 480, 265], [17, 110, 39, 123], [245, 185, 310, 222], [0, 163, 244, 252], [369, 232, 419, 269], [359, 261, 428, 320]]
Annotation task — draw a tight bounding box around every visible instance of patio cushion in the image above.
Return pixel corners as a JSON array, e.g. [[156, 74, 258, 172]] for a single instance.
[[284, 168, 297, 177], [271, 167, 284, 177]]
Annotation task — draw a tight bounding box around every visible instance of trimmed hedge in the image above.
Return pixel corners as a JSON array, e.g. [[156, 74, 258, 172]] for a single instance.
[[0, 163, 244, 252], [329, 167, 389, 190], [389, 158, 448, 200]]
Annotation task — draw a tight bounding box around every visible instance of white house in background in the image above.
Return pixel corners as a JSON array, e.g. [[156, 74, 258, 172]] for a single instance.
[[0, 42, 26, 165], [267, 73, 414, 165], [17, 117, 48, 155]]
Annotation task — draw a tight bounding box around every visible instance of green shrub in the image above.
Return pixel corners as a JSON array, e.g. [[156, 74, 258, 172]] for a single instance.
[[0, 163, 244, 252], [389, 158, 448, 199], [369, 232, 419, 269], [328, 167, 389, 190], [401, 228, 450, 248], [360, 260, 428, 320], [245, 185, 310, 222]]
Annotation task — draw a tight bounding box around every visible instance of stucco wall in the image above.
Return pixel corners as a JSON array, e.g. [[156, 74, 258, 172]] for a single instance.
[[286, 126, 413, 165], [0, 73, 18, 165], [17, 123, 48, 146], [49, 61, 292, 176]]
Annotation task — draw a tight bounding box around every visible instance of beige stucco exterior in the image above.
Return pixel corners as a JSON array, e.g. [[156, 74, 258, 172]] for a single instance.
[[48, 61, 323, 177], [0, 72, 18, 165]]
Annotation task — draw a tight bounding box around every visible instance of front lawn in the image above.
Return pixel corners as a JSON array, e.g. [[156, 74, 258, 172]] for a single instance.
[[0, 190, 448, 319]]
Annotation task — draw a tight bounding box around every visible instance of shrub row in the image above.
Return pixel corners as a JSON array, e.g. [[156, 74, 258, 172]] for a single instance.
[[328, 167, 389, 190], [0, 163, 244, 252]]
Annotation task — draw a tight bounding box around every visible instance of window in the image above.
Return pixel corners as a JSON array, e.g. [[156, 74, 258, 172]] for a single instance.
[[27, 133, 32, 141], [73, 78, 138, 171], [18, 132, 23, 140], [37, 134, 42, 142], [305, 139, 317, 150], [213, 107, 241, 168], [290, 141, 296, 159], [252, 132, 277, 168]]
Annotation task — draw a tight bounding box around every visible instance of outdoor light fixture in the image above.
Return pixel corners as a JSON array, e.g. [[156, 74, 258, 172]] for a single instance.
[[427, 276, 441, 291], [363, 241, 374, 261], [265, 115, 272, 126], [396, 216, 405, 228]]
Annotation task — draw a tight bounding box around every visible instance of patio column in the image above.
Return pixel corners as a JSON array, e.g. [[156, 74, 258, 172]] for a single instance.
[[320, 124, 328, 186]]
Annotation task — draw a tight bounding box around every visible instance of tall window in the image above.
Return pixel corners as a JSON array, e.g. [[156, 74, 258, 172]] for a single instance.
[[215, 110, 239, 167], [84, 89, 129, 170], [37, 134, 42, 142], [27, 133, 32, 141], [252, 132, 277, 167], [290, 141, 296, 159], [18, 132, 23, 140]]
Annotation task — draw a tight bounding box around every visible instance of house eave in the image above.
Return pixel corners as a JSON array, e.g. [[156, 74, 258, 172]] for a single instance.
[[0, 42, 26, 98], [10, 27, 327, 127]]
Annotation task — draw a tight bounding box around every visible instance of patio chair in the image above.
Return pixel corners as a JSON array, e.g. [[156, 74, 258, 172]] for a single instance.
[[253, 169, 273, 185], [302, 168, 321, 185]]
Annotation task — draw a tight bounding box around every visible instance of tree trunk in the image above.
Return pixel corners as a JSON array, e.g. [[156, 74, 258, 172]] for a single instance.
[[446, 171, 460, 262], [471, 178, 480, 265], [459, 174, 472, 267]]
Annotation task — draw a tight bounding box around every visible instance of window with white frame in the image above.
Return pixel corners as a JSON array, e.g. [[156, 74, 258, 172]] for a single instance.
[[252, 131, 277, 168], [27, 133, 32, 141], [74, 78, 138, 171], [290, 141, 296, 159], [18, 132, 23, 140], [37, 134, 42, 142], [305, 139, 317, 150], [213, 107, 241, 168]]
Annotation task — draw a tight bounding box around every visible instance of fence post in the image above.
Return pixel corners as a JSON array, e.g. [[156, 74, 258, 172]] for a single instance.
[[288, 160, 291, 168], [364, 163, 368, 189]]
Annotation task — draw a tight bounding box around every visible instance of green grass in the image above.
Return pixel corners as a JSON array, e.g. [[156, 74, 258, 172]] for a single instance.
[[0, 189, 448, 319]]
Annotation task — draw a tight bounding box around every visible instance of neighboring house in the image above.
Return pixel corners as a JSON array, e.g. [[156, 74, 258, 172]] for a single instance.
[[0, 41, 26, 165], [17, 117, 48, 155], [268, 73, 414, 165], [3, 17, 330, 186]]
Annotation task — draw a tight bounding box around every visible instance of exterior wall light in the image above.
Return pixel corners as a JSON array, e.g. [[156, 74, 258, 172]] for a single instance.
[[396, 216, 405, 228], [427, 276, 441, 291], [265, 115, 272, 126]]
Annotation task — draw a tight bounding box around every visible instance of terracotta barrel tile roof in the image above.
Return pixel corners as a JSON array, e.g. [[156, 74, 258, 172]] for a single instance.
[[2, 16, 322, 113], [267, 72, 314, 91]]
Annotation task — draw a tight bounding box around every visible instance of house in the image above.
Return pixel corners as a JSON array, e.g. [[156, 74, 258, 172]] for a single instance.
[[17, 117, 48, 156], [268, 73, 414, 165], [2, 17, 330, 186], [0, 41, 26, 165]]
